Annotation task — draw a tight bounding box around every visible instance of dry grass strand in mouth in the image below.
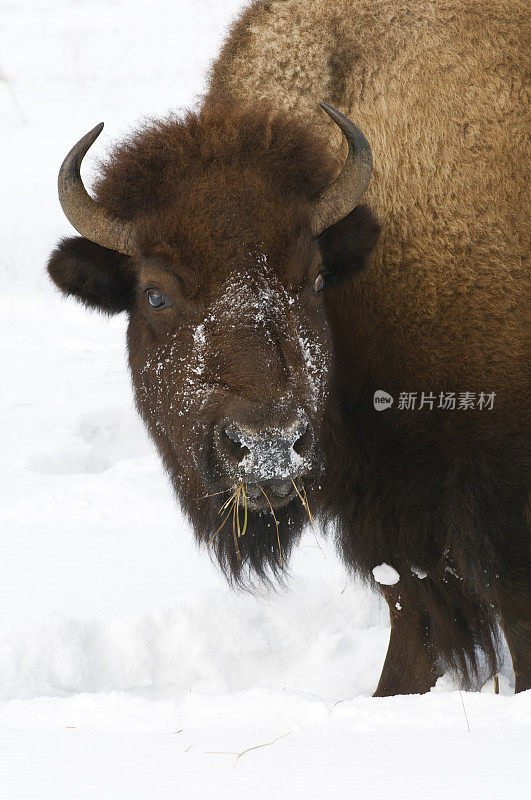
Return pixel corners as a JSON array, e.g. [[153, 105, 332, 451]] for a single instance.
[[240, 483, 248, 538], [232, 485, 242, 561], [300, 479, 314, 526], [292, 478, 325, 558], [258, 484, 283, 567], [193, 487, 233, 501], [291, 478, 314, 525], [208, 482, 248, 561], [208, 483, 242, 545], [208, 503, 234, 545], [219, 484, 242, 516]]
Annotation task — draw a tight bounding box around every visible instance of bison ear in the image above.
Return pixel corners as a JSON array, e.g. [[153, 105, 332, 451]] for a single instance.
[[47, 236, 137, 314], [317, 205, 381, 287]]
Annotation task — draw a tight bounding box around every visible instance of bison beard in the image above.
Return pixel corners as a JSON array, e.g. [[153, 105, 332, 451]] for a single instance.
[[47, 0, 530, 696], [187, 487, 308, 586]]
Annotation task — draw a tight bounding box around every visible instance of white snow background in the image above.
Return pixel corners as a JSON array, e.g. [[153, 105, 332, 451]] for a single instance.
[[0, 1, 528, 798]]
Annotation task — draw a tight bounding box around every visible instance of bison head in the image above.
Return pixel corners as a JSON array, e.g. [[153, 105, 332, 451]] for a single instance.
[[48, 102, 379, 582]]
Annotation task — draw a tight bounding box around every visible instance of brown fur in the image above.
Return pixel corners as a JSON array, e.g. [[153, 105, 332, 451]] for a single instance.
[[209, 0, 529, 404], [48, 0, 530, 694]]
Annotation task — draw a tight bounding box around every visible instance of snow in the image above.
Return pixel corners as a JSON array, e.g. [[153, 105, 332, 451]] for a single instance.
[[237, 419, 309, 480], [372, 563, 401, 586], [411, 565, 428, 579], [1, 1, 529, 798], [297, 329, 330, 411]]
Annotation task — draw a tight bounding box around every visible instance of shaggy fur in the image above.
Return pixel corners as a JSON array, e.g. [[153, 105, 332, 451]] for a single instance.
[[47, 0, 530, 695], [209, 0, 529, 400], [48, 237, 136, 313]]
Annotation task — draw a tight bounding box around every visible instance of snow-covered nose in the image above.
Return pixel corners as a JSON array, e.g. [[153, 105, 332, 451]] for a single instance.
[[223, 419, 311, 482]]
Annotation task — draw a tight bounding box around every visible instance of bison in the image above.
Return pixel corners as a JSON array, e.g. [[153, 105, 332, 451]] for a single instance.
[[47, 0, 530, 696]]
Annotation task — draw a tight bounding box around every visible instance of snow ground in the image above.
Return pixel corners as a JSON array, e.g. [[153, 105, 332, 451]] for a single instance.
[[0, 1, 528, 798]]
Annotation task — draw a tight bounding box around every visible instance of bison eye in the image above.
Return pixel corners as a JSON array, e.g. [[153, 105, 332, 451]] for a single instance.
[[313, 273, 325, 293], [145, 289, 171, 310]]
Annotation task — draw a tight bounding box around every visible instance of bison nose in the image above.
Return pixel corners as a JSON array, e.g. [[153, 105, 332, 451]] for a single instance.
[[221, 418, 312, 482]]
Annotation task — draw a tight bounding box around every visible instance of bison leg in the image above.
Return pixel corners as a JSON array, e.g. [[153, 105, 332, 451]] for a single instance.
[[497, 575, 531, 693], [374, 583, 439, 696]]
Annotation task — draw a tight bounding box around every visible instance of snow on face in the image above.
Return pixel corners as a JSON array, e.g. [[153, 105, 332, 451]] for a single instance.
[[208, 258, 290, 345], [236, 419, 310, 481], [208, 260, 330, 413], [138, 257, 331, 481], [138, 316, 212, 462], [297, 325, 330, 413]]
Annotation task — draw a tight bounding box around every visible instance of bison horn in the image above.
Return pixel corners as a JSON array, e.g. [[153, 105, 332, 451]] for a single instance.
[[58, 123, 135, 255], [310, 102, 373, 236]]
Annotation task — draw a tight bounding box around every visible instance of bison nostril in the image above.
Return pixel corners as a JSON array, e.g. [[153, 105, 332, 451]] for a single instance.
[[223, 427, 249, 460], [224, 427, 243, 444], [292, 423, 311, 456]]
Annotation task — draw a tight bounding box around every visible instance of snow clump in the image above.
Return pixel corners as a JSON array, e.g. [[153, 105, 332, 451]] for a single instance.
[[372, 563, 400, 585]]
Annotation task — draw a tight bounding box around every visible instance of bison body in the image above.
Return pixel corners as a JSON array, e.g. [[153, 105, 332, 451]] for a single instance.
[[48, 0, 530, 695]]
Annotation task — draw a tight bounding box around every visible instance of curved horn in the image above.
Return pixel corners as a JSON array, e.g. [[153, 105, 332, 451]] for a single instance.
[[58, 123, 134, 255], [311, 102, 373, 236]]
